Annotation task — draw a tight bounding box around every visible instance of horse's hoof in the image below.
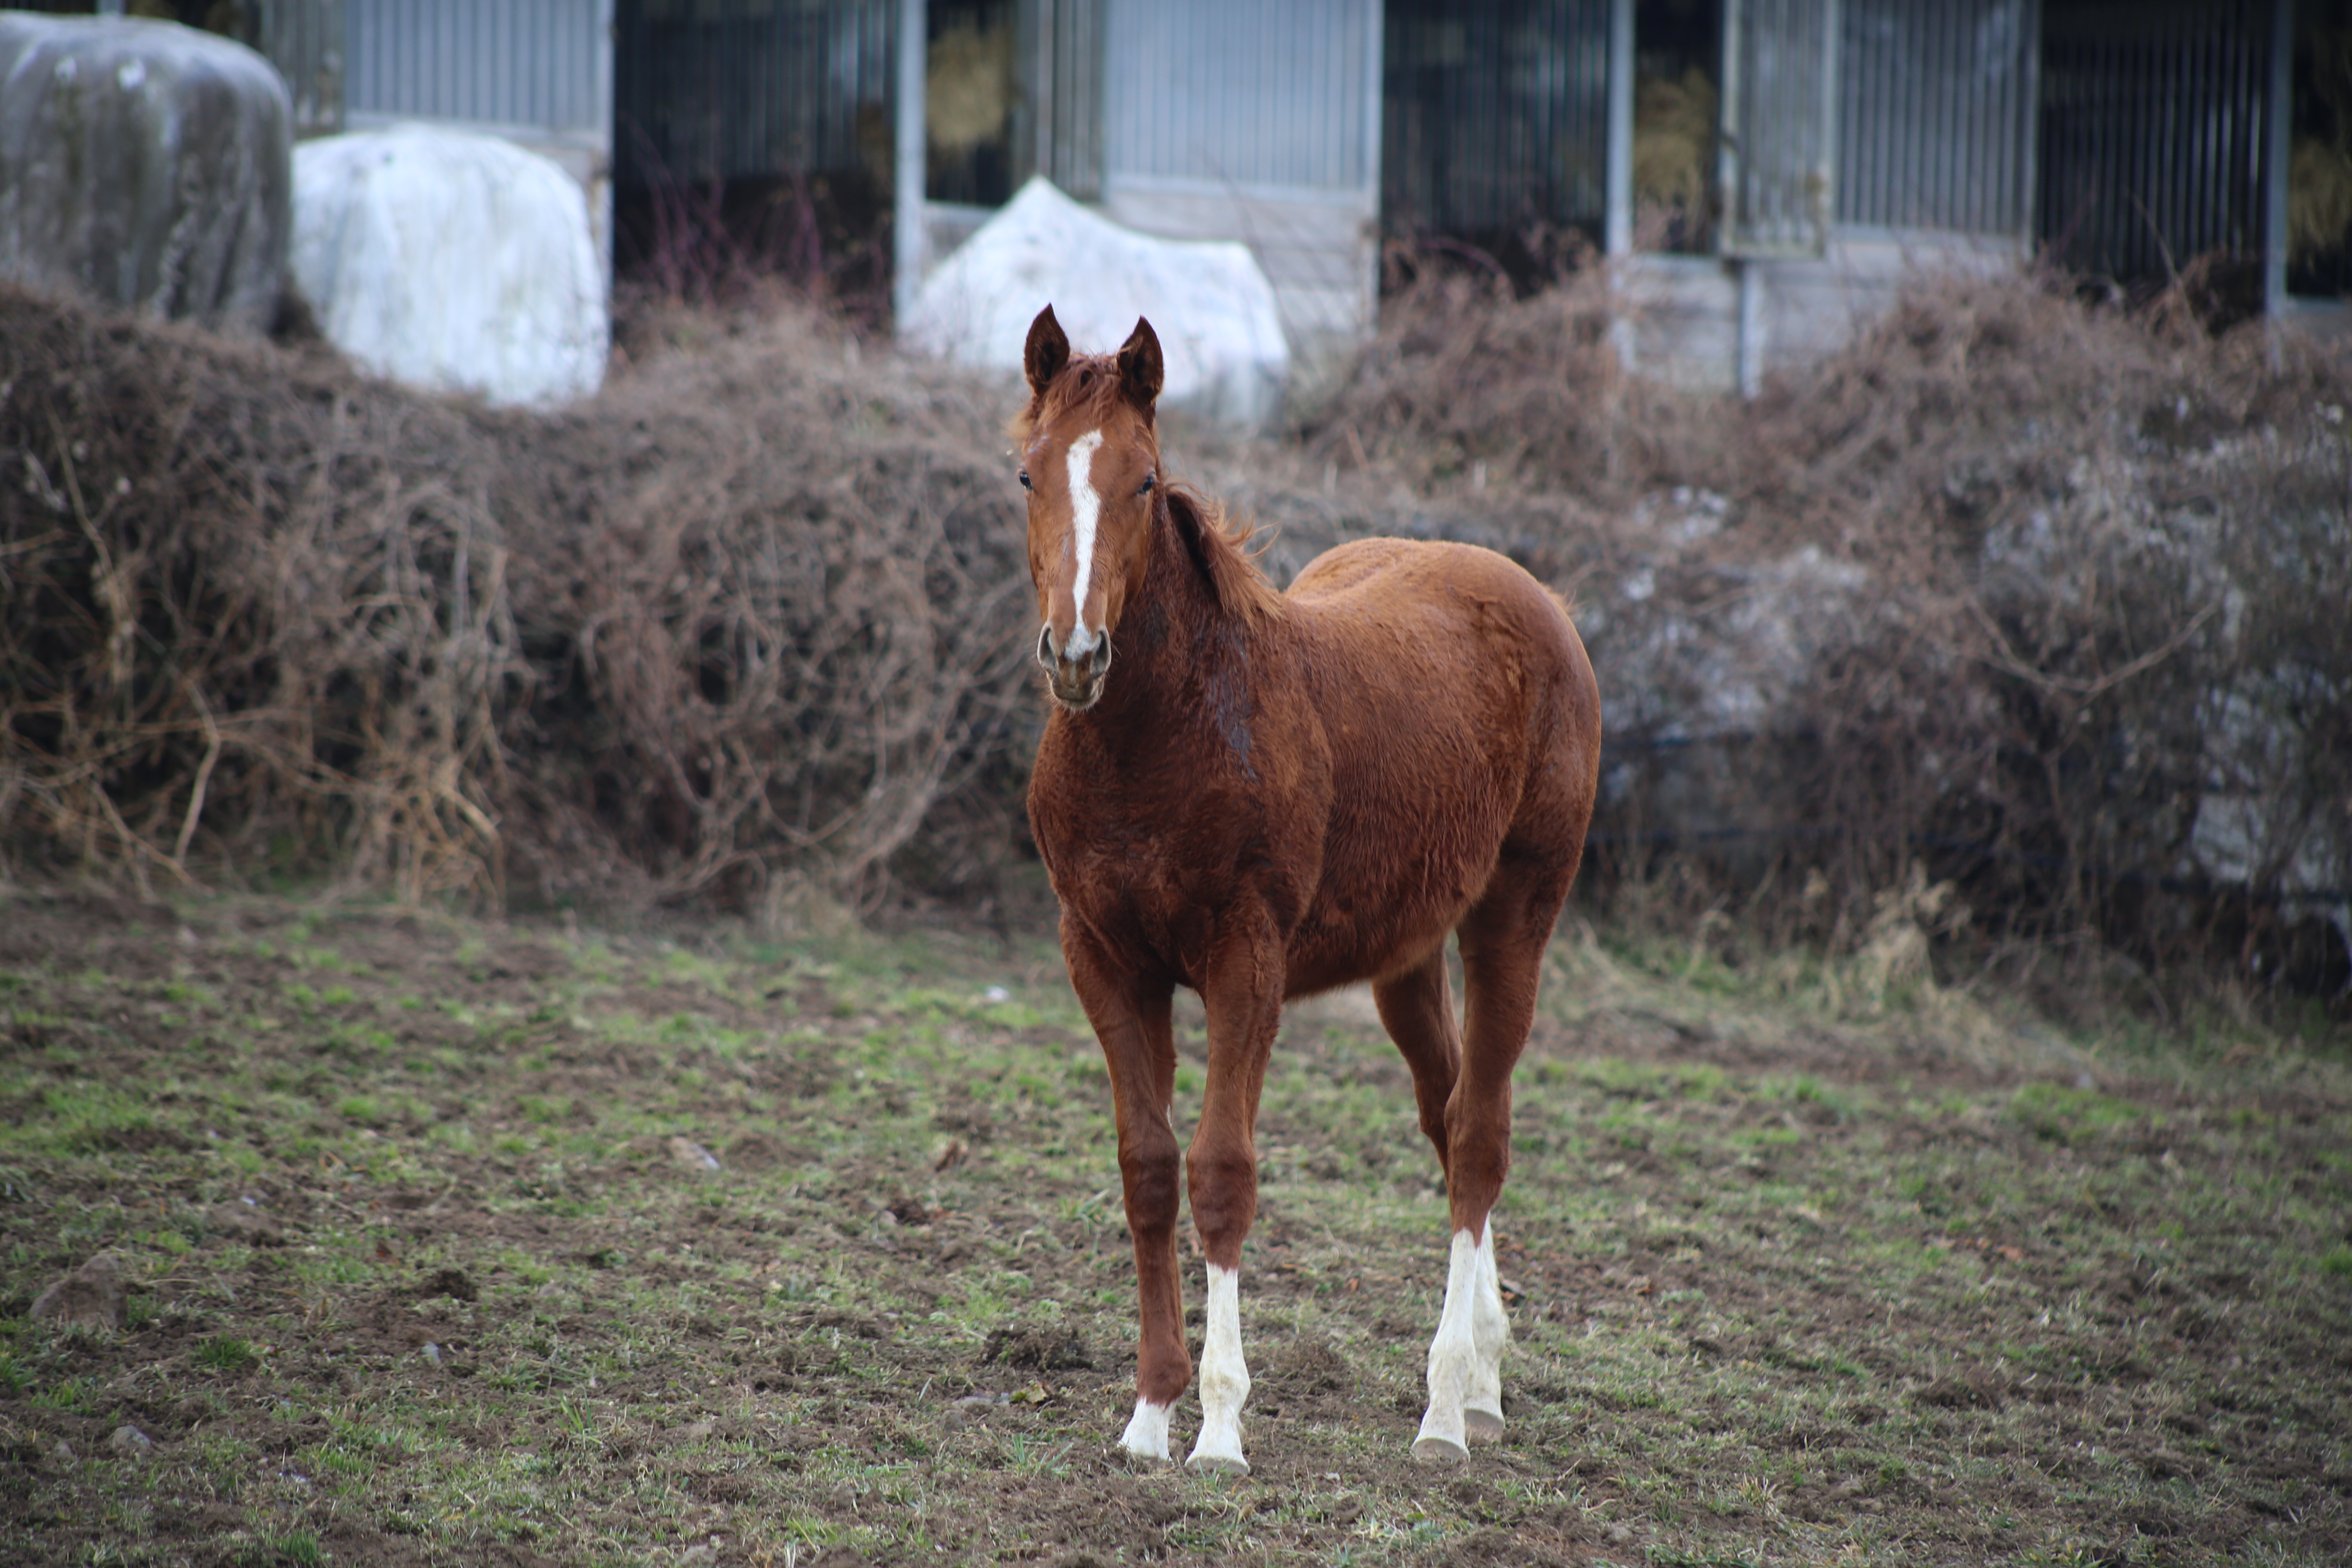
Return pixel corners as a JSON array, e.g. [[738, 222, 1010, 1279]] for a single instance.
[[1465, 1405, 1506, 1443], [1412, 1434, 1470, 1465], [1185, 1450, 1250, 1477], [1119, 1400, 1173, 1464]]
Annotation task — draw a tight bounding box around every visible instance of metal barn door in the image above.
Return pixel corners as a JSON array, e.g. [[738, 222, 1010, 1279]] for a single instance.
[[1719, 0, 1840, 256], [1019, 0, 1105, 200]]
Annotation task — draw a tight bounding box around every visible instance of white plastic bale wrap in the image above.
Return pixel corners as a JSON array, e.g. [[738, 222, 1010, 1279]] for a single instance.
[[291, 125, 607, 409], [0, 16, 291, 334], [904, 178, 1289, 428]]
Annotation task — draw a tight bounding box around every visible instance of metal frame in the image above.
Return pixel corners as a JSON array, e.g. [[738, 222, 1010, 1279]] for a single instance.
[[893, 0, 926, 323], [1719, 0, 1842, 260], [1605, 0, 1633, 258], [2263, 0, 2291, 321]]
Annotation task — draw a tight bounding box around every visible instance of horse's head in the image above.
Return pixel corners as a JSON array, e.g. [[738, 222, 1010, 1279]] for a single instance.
[[1017, 305, 1165, 712]]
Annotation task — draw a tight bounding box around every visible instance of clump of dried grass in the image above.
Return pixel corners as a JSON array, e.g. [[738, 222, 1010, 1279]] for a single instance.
[[926, 19, 1013, 156], [0, 282, 1031, 911], [1633, 67, 1717, 250]]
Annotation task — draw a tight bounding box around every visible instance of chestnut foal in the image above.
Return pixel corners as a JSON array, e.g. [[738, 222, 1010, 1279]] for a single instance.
[[1018, 307, 1600, 1471]]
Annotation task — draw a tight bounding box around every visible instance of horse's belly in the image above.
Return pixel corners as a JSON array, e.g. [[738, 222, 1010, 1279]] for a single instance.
[[1281, 903, 1458, 997], [1282, 821, 1508, 995]]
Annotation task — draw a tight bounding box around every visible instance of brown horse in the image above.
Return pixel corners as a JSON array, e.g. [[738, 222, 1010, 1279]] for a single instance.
[[1018, 307, 1601, 1472]]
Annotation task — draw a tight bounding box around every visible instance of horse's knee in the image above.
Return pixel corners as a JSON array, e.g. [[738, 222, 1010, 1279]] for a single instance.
[[1186, 1146, 1258, 1259], [1454, 1136, 1510, 1197], [1120, 1136, 1181, 1232]]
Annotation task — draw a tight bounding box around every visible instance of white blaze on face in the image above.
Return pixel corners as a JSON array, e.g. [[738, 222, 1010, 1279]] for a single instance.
[[1062, 429, 1106, 657]]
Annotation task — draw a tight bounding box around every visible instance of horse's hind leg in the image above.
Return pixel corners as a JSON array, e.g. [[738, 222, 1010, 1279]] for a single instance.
[[1378, 951, 1503, 1455], [1372, 947, 1462, 1185], [1414, 853, 1577, 1464]]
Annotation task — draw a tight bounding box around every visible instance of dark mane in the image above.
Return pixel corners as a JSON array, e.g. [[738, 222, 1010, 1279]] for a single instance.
[[1163, 482, 1284, 626]]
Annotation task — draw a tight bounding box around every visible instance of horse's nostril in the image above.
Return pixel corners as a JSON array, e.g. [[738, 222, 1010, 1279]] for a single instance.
[[1036, 624, 1057, 667]]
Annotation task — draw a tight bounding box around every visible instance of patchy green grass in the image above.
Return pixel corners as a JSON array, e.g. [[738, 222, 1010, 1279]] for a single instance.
[[0, 890, 2345, 1566]]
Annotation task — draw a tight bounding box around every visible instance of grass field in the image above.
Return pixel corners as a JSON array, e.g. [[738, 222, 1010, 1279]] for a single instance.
[[0, 886, 2345, 1566]]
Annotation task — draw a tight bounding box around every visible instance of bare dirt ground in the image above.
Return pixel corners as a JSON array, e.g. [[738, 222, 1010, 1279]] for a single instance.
[[0, 887, 2347, 1566]]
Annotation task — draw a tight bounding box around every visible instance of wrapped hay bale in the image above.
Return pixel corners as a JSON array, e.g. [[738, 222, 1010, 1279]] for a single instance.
[[290, 124, 607, 408], [904, 177, 1288, 428], [0, 14, 290, 333]]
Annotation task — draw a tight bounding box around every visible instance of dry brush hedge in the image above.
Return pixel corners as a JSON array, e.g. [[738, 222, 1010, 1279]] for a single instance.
[[3, 271, 2348, 1002], [0, 283, 1034, 909], [1296, 268, 2352, 996]]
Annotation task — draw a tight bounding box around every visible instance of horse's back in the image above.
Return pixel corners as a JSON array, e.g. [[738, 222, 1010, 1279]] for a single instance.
[[1290, 538, 1578, 662], [1288, 538, 1593, 753]]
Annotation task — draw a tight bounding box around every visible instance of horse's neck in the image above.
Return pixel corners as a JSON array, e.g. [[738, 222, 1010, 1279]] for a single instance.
[[1082, 503, 1255, 744]]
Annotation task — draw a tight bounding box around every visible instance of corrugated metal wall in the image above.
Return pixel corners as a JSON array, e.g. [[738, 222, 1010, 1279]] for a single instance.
[[1838, 0, 2036, 235], [1105, 0, 1373, 193], [1721, 0, 1840, 256], [1381, 0, 1610, 237], [2038, 0, 2272, 281], [243, 0, 344, 138], [614, 0, 895, 187], [1019, 0, 1104, 200], [346, 0, 608, 134]]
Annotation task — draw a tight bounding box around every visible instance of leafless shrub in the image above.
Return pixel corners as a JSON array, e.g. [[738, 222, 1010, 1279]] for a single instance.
[[0, 297, 524, 904], [502, 321, 1034, 907], [1745, 281, 2351, 999], [4, 257, 2344, 1005], [1293, 245, 1671, 499], [1303, 263, 2352, 1003], [0, 282, 1031, 911]]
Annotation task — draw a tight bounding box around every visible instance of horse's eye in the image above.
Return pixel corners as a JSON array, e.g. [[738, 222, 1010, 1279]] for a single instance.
[[1018, 470, 1031, 490], [1137, 472, 1155, 497]]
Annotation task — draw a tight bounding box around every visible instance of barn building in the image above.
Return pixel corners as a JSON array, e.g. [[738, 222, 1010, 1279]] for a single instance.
[[44, 0, 2347, 394], [603, 0, 2348, 391]]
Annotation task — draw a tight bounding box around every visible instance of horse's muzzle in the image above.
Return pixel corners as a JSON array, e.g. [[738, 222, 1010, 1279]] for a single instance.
[[1037, 623, 1111, 710]]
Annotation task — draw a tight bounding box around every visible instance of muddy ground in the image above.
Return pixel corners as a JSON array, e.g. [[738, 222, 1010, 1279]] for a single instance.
[[0, 888, 2347, 1565]]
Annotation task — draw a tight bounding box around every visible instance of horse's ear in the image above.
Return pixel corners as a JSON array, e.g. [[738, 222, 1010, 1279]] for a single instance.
[[1025, 305, 1070, 397], [1118, 317, 1164, 414]]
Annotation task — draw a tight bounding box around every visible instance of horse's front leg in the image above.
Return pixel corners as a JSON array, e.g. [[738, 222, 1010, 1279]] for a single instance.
[[1185, 918, 1285, 1475], [1064, 932, 1183, 1461]]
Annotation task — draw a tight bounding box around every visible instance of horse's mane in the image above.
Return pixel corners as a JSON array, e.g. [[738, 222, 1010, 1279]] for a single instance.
[[1163, 482, 1284, 627], [1010, 352, 1283, 627]]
